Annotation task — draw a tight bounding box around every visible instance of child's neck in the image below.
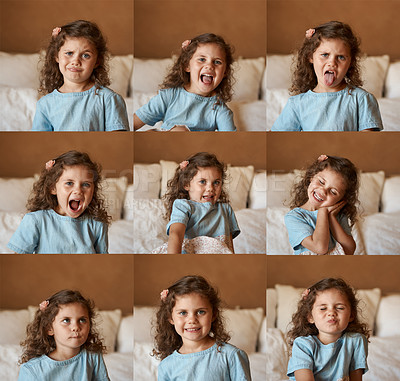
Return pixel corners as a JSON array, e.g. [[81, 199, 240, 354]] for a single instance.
[[48, 346, 81, 361], [58, 80, 95, 93], [179, 336, 215, 354], [313, 81, 347, 93]]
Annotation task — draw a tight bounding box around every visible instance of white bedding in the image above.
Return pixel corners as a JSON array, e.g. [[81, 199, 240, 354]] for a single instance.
[[267, 207, 400, 255], [266, 328, 400, 381], [0, 344, 133, 381]]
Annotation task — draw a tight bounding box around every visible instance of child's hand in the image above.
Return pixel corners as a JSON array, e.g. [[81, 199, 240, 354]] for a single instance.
[[170, 125, 190, 132], [327, 200, 346, 217]]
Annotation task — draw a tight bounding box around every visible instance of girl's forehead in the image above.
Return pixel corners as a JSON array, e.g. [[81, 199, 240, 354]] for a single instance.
[[316, 38, 351, 53], [56, 302, 89, 315], [61, 36, 96, 51], [195, 43, 226, 58], [314, 288, 349, 304]]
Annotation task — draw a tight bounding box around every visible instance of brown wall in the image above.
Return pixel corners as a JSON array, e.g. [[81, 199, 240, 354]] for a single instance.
[[0, 0, 133, 55], [267, 132, 400, 176], [267, 0, 400, 60], [0, 255, 134, 314], [0, 132, 134, 182], [135, 132, 266, 170], [267, 256, 400, 294], [134, 255, 266, 310]]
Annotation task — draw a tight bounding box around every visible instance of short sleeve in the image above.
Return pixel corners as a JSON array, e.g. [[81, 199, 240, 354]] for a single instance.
[[350, 334, 368, 374], [18, 364, 36, 381], [136, 91, 169, 126], [216, 105, 236, 131], [358, 92, 383, 131], [166, 199, 191, 235], [92, 353, 111, 381], [226, 204, 241, 238], [287, 337, 314, 378], [7, 213, 39, 254], [271, 98, 301, 131], [337, 213, 352, 236], [228, 348, 252, 380], [284, 210, 314, 251], [105, 92, 130, 131], [94, 223, 109, 254], [32, 99, 54, 131]]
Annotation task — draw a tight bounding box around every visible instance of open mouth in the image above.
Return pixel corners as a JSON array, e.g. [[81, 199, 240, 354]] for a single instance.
[[313, 191, 324, 202], [202, 194, 214, 202], [201, 74, 213, 84], [69, 200, 82, 212], [324, 70, 336, 86], [185, 328, 201, 332]]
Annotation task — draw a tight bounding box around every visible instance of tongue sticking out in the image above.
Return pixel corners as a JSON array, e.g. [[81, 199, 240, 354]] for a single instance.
[[324, 71, 336, 86], [202, 75, 213, 84], [70, 200, 80, 211]]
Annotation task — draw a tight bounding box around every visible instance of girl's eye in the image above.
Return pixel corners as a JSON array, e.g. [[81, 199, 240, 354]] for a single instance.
[[65, 52, 73, 56], [198, 58, 206, 62], [83, 182, 91, 188], [82, 53, 91, 59], [338, 55, 346, 61], [79, 318, 87, 323], [321, 53, 329, 58], [199, 180, 206, 184], [214, 60, 222, 65], [331, 190, 337, 195], [319, 179, 324, 185], [65, 181, 73, 186], [178, 311, 187, 316], [197, 310, 206, 315], [62, 318, 70, 323], [213, 180, 221, 186]]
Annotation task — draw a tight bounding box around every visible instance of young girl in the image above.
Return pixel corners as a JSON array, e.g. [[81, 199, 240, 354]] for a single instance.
[[272, 21, 383, 131], [153, 152, 240, 254], [32, 19, 129, 131], [285, 155, 359, 255], [8, 150, 110, 253], [134, 33, 236, 131], [19, 290, 110, 380], [287, 278, 369, 380], [154, 275, 252, 380]]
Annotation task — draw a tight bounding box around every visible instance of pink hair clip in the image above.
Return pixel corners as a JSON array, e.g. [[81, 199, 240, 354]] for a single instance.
[[301, 289, 310, 299], [179, 160, 189, 170], [160, 289, 169, 301], [317, 155, 328, 162], [181, 39, 191, 50], [45, 160, 55, 170], [52, 27, 61, 38], [305, 28, 315, 39], [39, 300, 49, 311]]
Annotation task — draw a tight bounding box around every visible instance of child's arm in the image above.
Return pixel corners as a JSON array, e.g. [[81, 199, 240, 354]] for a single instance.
[[328, 201, 356, 255], [301, 208, 330, 254], [133, 114, 145, 130], [167, 223, 185, 254], [349, 369, 363, 381], [294, 369, 315, 381]]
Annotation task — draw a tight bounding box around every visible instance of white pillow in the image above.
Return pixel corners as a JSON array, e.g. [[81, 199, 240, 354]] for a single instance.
[[0, 309, 30, 345], [267, 288, 277, 328], [0, 177, 35, 213], [122, 184, 134, 220], [266, 54, 292, 90], [384, 61, 400, 99], [134, 163, 162, 199], [232, 57, 265, 101], [267, 172, 296, 208], [355, 288, 381, 333], [258, 317, 267, 353], [359, 171, 385, 216], [375, 294, 400, 337], [134, 306, 157, 344], [160, 160, 178, 197], [361, 55, 390, 99], [224, 307, 264, 354], [131, 57, 174, 94], [102, 177, 128, 221], [0, 52, 41, 88], [109, 54, 133, 97], [95, 309, 122, 353], [381, 176, 400, 213], [116, 314, 134, 353], [226, 165, 254, 210], [248, 170, 266, 209]]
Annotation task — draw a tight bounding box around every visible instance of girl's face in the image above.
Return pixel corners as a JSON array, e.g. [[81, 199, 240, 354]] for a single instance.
[[310, 38, 351, 93], [184, 167, 222, 204], [308, 288, 353, 344], [185, 43, 227, 97], [56, 37, 98, 92], [169, 293, 215, 353], [48, 303, 90, 360], [51, 165, 94, 218], [305, 168, 346, 210]]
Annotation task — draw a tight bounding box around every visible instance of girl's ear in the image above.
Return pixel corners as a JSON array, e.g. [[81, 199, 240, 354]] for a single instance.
[[307, 314, 315, 324], [50, 186, 57, 195], [48, 327, 54, 336]]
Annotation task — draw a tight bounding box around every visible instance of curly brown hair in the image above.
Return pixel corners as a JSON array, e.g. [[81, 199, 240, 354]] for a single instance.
[[27, 150, 111, 224], [152, 275, 231, 360], [39, 20, 110, 95], [289, 155, 359, 226], [160, 33, 235, 103], [287, 278, 370, 349], [290, 21, 363, 95], [163, 152, 229, 220], [20, 290, 106, 363]]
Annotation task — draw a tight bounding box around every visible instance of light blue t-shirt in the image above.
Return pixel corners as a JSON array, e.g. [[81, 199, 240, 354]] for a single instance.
[[167, 199, 240, 239], [272, 86, 383, 131], [287, 333, 368, 381], [135, 87, 236, 131], [18, 349, 110, 381], [158, 342, 251, 381], [32, 86, 129, 131], [284, 208, 351, 255], [7, 209, 108, 254]]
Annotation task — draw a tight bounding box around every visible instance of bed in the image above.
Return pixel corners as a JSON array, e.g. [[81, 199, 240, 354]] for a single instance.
[[0, 308, 133, 380], [266, 284, 400, 380], [133, 161, 266, 254], [266, 54, 400, 131]]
